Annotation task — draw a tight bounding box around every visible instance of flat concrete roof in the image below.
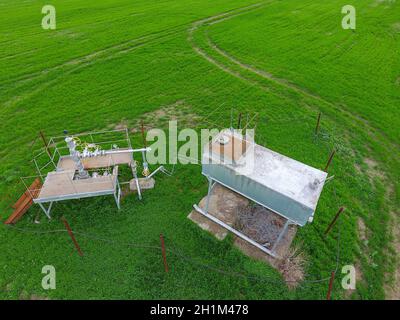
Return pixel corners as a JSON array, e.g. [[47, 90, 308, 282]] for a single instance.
[[205, 131, 328, 210]]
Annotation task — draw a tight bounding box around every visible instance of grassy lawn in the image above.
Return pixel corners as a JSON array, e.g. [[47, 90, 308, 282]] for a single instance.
[[0, 0, 398, 299]]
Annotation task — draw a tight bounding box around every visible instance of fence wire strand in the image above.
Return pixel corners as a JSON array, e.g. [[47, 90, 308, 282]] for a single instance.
[[2, 115, 345, 298], [4, 207, 341, 288]]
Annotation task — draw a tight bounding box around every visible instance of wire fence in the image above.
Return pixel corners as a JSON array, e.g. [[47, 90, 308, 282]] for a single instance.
[[3, 209, 341, 291], [1, 112, 346, 299]]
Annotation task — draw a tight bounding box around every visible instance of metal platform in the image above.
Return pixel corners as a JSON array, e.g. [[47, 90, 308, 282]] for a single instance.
[[195, 129, 328, 257], [203, 130, 328, 226], [32, 166, 121, 218], [22, 129, 143, 219]]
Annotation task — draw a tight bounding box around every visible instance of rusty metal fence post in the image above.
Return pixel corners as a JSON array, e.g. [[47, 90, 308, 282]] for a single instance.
[[61, 217, 83, 256]]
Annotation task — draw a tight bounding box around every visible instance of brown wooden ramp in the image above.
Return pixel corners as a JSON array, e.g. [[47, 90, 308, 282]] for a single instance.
[[4, 178, 42, 224]]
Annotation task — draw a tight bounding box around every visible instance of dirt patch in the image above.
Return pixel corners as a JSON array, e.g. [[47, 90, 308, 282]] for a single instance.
[[357, 217, 368, 243], [354, 162, 362, 174], [120, 178, 156, 199], [136, 99, 202, 130], [277, 245, 305, 288], [111, 100, 202, 132], [364, 157, 378, 168], [114, 119, 129, 130], [393, 22, 400, 33], [364, 157, 378, 169], [235, 204, 288, 250], [129, 177, 155, 191], [188, 184, 249, 240], [120, 183, 132, 199], [371, 0, 392, 7], [189, 184, 303, 287], [385, 210, 400, 300], [51, 29, 81, 39], [233, 228, 303, 288], [14, 289, 50, 300], [30, 294, 50, 300], [355, 262, 364, 285], [364, 157, 386, 181]]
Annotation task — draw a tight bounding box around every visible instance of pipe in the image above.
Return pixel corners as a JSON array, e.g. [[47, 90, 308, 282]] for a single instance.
[[145, 166, 164, 179], [193, 204, 277, 257], [65, 137, 89, 179], [104, 147, 151, 155]]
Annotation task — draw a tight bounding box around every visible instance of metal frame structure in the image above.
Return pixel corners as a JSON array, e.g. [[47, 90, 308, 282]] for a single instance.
[[25, 168, 122, 218], [193, 175, 293, 258], [194, 129, 327, 258], [23, 128, 150, 218], [32, 128, 137, 177]]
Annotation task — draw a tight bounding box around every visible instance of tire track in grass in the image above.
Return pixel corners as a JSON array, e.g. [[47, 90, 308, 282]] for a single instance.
[[0, 24, 187, 88], [0, 2, 275, 151], [188, 1, 400, 299], [188, 1, 400, 156], [0, 26, 188, 117], [0, 2, 268, 110], [1, 2, 269, 89], [205, 34, 400, 151]]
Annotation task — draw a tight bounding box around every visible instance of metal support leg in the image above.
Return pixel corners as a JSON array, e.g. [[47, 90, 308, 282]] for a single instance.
[[114, 179, 121, 210], [271, 219, 290, 254], [194, 204, 277, 258], [131, 163, 142, 200], [38, 202, 53, 219], [141, 150, 149, 176], [205, 177, 215, 213]]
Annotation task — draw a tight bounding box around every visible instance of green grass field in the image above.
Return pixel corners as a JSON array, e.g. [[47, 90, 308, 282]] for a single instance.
[[0, 0, 399, 300]]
